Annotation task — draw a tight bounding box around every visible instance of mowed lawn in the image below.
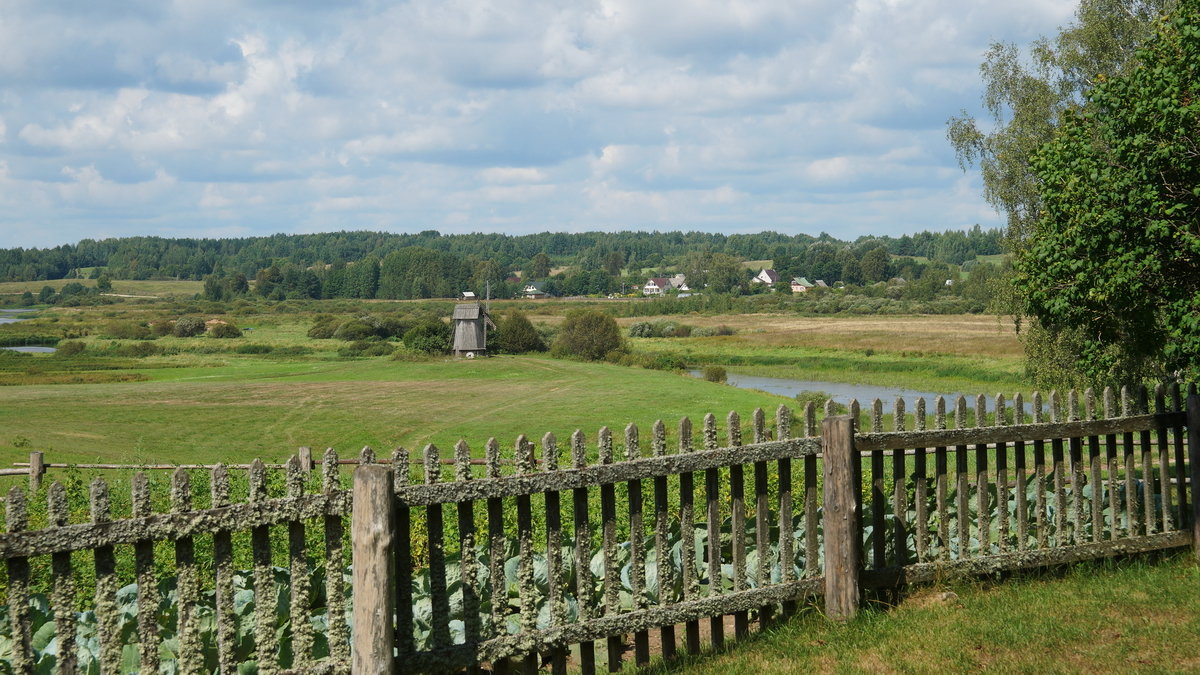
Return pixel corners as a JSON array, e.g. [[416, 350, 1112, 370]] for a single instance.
[[0, 355, 791, 466]]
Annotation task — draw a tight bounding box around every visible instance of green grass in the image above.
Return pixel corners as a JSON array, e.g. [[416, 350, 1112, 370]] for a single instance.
[[0, 278, 203, 297], [0, 354, 794, 468], [645, 551, 1200, 674]]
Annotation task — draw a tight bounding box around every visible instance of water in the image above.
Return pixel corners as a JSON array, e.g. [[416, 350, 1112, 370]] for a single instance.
[[2, 345, 56, 353], [690, 370, 995, 412], [0, 308, 35, 325]]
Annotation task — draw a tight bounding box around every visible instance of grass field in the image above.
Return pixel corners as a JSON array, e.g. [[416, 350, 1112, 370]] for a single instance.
[[0, 302, 1027, 470], [0, 278, 204, 297], [652, 551, 1200, 674]]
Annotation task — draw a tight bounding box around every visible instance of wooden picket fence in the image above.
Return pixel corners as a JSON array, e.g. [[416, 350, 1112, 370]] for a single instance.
[[2, 384, 1199, 674]]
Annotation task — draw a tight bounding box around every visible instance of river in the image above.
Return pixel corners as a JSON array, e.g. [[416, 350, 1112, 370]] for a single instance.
[[689, 370, 996, 412]]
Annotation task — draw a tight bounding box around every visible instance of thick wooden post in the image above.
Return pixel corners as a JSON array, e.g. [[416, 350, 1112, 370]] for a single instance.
[[1187, 393, 1200, 561], [298, 446, 313, 473], [28, 452, 44, 493], [823, 415, 860, 621], [352, 463, 396, 674]]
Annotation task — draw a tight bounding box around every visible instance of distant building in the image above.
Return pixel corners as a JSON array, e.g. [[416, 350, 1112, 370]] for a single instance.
[[643, 277, 672, 295], [791, 277, 815, 293], [753, 268, 779, 285], [452, 302, 495, 357], [670, 274, 690, 292], [522, 282, 549, 299]]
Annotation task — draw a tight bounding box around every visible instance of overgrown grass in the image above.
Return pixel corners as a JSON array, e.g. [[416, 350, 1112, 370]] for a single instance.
[[644, 551, 1200, 674]]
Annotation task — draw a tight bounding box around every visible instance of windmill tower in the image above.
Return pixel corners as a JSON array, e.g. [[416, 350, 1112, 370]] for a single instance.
[[451, 289, 495, 358]]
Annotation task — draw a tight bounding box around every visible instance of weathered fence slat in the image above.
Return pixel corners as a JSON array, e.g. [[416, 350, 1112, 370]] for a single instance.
[[776, 405, 797, 617], [1014, 394, 1028, 552], [571, 430, 597, 675], [913, 398, 930, 562], [1068, 391, 1085, 546], [1033, 393, 1048, 549], [954, 397, 970, 559], [870, 399, 886, 569], [248, 460, 280, 674], [678, 416, 702, 655], [92, 479, 122, 673], [1138, 386, 1156, 535], [287, 456, 315, 668], [539, 434, 568, 675], [804, 403, 820, 578], [48, 483, 78, 674], [625, 424, 651, 666], [934, 397, 949, 561], [975, 395, 990, 555], [703, 413, 724, 650], [598, 427, 624, 672], [1105, 388, 1120, 542], [323, 448, 350, 664], [893, 398, 908, 567], [210, 466, 236, 674], [727, 412, 750, 640], [172, 470, 203, 672], [650, 420, 677, 660], [753, 408, 773, 628], [454, 442, 484, 675], [995, 394, 1010, 554], [1050, 392, 1067, 547], [1155, 384, 1174, 533], [1120, 388, 1139, 538], [514, 437, 539, 673], [425, 445, 453, 651], [5, 488, 33, 673], [1171, 383, 1188, 524], [1086, 390, 1104, 544], [483, 438, 511, 673]]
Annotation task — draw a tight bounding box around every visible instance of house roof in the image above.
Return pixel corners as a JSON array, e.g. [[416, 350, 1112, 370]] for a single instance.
[[523, 281, 545, 291], [758, 268, 780, 283], [792, 277, 813, 286], [646, 277, 671, 288]]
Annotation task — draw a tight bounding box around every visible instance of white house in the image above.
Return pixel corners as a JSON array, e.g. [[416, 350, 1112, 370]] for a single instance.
[[642, 277, 671, 295], [791, 277, 815, 293], [752, 268, 779, 285]]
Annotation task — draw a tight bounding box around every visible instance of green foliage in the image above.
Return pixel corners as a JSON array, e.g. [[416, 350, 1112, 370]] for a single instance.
[[403, 320, 451, 355], [1018, 0, 1200, 383], [55, 340, 86, 356], [494, 310, 546, 354], [209, 322, 243, 339], [702, 365, 727, 383], [551, 309, 624, 361], [172, 316, 207, 338], [101, 321, 153, 340], [627, 319, 695, 338]]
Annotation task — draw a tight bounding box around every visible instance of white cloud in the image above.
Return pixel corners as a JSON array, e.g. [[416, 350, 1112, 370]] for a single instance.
[[0, 0, 1082, 247]]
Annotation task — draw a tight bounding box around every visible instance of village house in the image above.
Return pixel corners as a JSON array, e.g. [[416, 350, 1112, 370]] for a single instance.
[[522, 281, 549, 299], [642, 277, 671, 295], [791, 277, 815, 293], [752, 268, 779, 285]]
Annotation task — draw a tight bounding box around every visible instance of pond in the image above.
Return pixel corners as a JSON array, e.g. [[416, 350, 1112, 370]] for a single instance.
[[2, 345, 56, 353], [0, 308, 35, 325], [689, 370, 996, 412]]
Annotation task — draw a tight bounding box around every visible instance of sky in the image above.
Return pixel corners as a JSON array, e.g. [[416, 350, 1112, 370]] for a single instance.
[[0, 0, 1078, 249]]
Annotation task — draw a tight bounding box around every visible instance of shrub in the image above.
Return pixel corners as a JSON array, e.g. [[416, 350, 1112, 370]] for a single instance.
[[55, 341, 86, 356], [333, 319, 377, 341], [307, 316, 340, 339], [403, 320, 451, 355], [149, 320, 174, 337], [362, 342, 396, 357], [101, 321, 152, 340], [119, 341, 161, 358], [235, 344, 273, 354], [172, 316, 207, 338], [209, 323, 242, 338], [702, 365, 727, 383], [795, 390, 847, 415], [552, 309, 624, 361], [495, 310, 546, 353]]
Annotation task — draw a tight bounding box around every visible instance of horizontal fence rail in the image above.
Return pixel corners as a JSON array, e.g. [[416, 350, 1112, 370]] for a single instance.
[[2, 383, 1198, 674]]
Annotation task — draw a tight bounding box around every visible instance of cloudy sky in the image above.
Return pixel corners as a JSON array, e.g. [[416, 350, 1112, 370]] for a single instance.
[[0, 0, 1077, 249]]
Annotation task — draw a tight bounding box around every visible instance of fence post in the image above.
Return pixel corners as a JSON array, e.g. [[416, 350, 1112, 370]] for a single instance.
[[822, 415, 860, 620], [28, 452, 44, 493], [352, 463, 397, 674], [298, 446, 313, 473], [1187, 392, 1200, 561]]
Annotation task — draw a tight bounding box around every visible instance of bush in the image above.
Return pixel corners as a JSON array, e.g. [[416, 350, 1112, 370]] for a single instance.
[[495, 310, 546, 353], [118, 341, 161, 358], [235, 344, 273, 354], [702, 365, 727, 383], [403, 320, 451, 355], [149, 320, 174, 337], [333, 319, 377, 341], [307, 316, 340, 339], [552, 309, 624, 361], [101, 321, 152, 340], [55, 341, 86, 356], [795, 390, 847, 415], [209, 323, 242, 338], [362, 342, 396, 357], [172, 316, 207, 337]]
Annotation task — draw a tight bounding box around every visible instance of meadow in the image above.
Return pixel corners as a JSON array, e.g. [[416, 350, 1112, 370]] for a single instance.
[[0, 294, 1027, 471]]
